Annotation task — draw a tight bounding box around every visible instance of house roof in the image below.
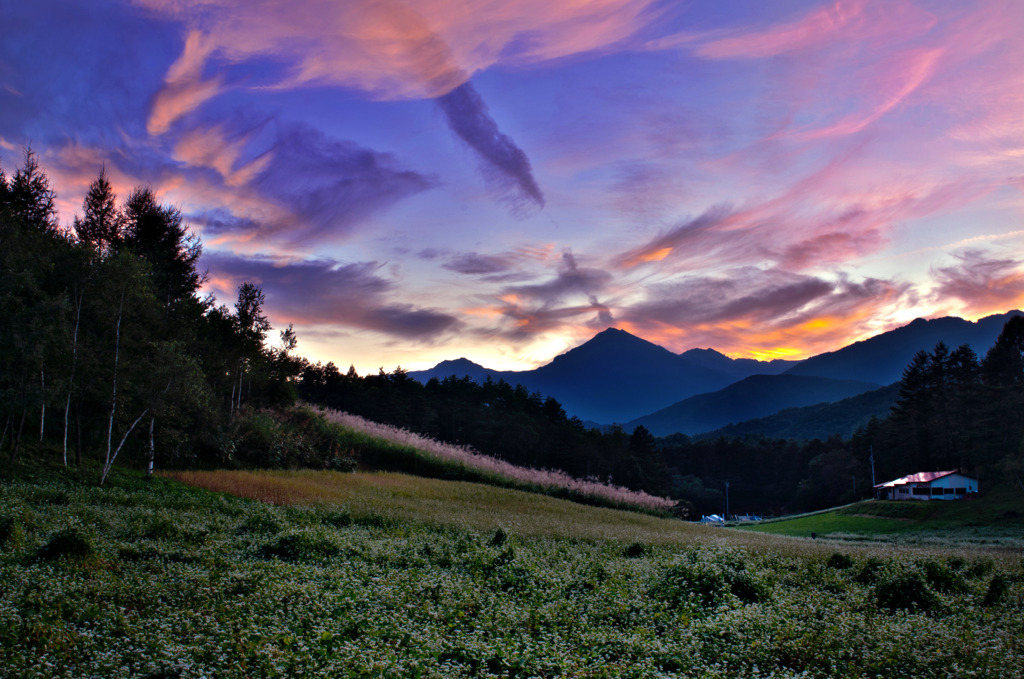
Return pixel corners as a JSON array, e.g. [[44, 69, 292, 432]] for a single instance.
[[873, 470, 973, 489]]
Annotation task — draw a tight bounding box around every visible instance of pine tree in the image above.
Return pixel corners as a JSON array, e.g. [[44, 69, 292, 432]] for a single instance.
[[122, 186, 202, 310], [74, 168, 122, 253]]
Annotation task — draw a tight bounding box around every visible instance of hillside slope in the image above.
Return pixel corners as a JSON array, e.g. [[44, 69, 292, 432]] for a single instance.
[[698, 383, 901, 441], [628, 374, 883, 436], [785, 311, 1023, 384]]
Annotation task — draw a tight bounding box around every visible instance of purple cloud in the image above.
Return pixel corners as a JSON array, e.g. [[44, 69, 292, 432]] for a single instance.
[[442, 252, 517, 275], [252, 123, 437, 241], [202, 252, 460, 339], [505, 251, 611, 304], [931, 250, 1024, 316], [437, 82, 544, 215]]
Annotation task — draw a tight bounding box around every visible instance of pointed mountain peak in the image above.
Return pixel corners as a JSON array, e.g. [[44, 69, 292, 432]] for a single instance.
[[590, 327, 637, 341], [564, 327, 666, 353]]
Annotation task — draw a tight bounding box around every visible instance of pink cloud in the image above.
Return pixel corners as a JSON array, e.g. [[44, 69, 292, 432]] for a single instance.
[[931, 250, 1024, 317], [697, 0, 871, 60], [135, 0, 667, 121], [798, 47, 943, 140], [148, 30, 223, 135]]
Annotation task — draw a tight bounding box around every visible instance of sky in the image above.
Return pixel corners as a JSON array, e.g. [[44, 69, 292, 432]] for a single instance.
[[3, 0, 1024, 372]]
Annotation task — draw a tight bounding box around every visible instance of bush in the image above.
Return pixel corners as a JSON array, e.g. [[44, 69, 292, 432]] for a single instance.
[[652, 547, 767, 609], [856, 557, 885, 584], [0, 515, 24, 551], [825, 551, 855, 570], [36, 528, 94, 562], [234, 510, 286, 536], [259, 528, 340, 561], [875, 568, 940, 613], [982, 573, 1015, 607], [489, 528, 509, 547], [622, 542, 647, 558], [921, 559, 966, 593]]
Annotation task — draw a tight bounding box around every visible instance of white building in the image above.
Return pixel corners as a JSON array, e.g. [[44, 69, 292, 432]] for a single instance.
[[873, 470, 978, 501]]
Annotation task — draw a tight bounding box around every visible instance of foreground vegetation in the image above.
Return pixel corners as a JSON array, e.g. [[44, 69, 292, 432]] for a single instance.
[[2, 463, 1022, 678]]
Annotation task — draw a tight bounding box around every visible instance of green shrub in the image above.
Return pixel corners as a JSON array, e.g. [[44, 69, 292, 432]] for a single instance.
[[966, 558, 995, 579], [259, 528, 340, 561], [875, 568, 940, 613], [0, 514, 24, 551], [825, 551, 855, 570], [921, 558, 966, 593], [622, 541, 647, 558], [856, 557, 885, 584], [36, 528, 94, 562], [982, 573, 1015, 607], [489, 528, 509, 547], [652, 547, 767, 609], [319, 508, 353, 528], [234, 511, 286, 535]]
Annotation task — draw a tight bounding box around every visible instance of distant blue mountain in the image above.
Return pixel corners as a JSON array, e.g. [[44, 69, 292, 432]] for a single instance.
[[408, 311, 1023, 433], [625, 374, 883, 437], [784, 311, 1023, 384], [408, 328, 800, 423], [695, 383, 902, 441]]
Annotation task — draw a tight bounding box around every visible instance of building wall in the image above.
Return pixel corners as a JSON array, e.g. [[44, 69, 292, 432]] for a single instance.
[[908, 474, 978, 500], [881, 474, 979, 501]]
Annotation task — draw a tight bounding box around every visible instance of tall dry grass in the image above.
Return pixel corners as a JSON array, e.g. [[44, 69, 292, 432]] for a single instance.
[[313, 406, 675, 512]]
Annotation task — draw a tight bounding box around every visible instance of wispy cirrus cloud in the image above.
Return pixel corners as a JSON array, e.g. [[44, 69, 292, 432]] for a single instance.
[[147, 30, 222, 135], [133, 0, 671, 214]]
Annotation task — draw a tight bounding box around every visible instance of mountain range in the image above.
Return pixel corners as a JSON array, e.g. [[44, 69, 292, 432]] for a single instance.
[[408, 310, 1023, 436]]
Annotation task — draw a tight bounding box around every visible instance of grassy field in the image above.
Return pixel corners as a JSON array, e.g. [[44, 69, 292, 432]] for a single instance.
[[3, 461, 1023, 678], [741, 484, 1024, 548]]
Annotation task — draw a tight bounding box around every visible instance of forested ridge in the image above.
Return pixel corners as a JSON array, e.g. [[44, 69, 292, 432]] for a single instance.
[[3, 151, 1023, 516]]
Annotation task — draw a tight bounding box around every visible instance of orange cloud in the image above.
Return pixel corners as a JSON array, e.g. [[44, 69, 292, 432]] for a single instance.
[[136, 0, 667, 129], [172, 125, 271, 187], [148, 30, 223, 135]]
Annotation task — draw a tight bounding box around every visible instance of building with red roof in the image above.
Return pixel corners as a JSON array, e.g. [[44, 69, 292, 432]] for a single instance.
[[873, 470, 978, 501]]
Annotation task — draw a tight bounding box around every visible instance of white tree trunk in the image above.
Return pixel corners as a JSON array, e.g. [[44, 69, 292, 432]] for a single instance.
[[63, 292, 82, 467], [101, 407, 149, 486], [39, 370, 45, 442], [104, 290, 125, 483], [146, 415, 155, 478]]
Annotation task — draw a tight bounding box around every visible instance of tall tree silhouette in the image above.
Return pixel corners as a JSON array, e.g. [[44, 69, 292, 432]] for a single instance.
[[122, 186, 202, 311], [74, 168, 122, 254]]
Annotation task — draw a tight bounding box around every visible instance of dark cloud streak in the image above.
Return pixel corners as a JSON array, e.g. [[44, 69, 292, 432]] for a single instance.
[[442, 252, 517, 275], [437, 82, 544, 215]]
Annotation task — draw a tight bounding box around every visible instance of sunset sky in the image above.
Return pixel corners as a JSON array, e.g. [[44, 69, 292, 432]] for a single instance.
[[3, 0, 1024, 372]]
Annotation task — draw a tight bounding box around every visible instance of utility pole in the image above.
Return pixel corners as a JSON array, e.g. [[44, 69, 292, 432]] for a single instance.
[[869, 446, 876, 489], [724, 480, 730, 521]]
